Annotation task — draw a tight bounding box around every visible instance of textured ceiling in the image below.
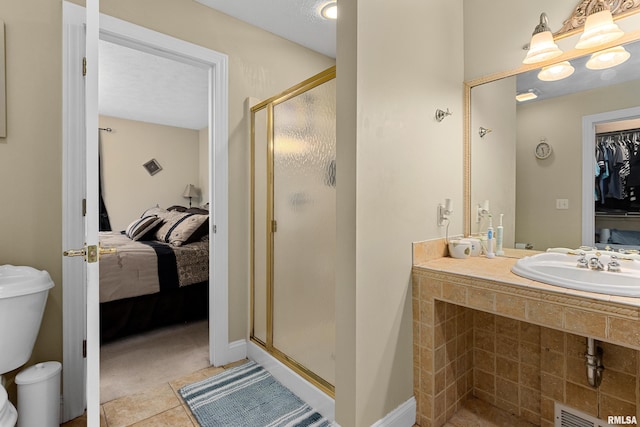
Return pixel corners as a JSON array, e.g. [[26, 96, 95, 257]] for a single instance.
[[99, 1, 335, 130], [195, 0, 337, 58], [99, 40, 209, 130]]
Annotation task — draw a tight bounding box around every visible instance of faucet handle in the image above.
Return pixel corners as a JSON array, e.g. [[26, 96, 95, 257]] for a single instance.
[[577, 251, 589, 268], [608, 255, 621, 272], [588, 255, 605, 271]]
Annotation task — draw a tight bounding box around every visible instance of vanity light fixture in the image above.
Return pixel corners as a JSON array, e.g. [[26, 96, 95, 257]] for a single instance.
[[320, 2, 337, 20], [585, 45, 631, 70], [575, 0, 624, 50], [515, 89, 539, 102], [523, 13, 563, 64], [537, 61, 575, 82]]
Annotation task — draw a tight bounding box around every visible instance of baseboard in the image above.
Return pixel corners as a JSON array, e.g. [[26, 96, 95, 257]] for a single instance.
[[370, 396, 416, 427], [247, 341, 335, 422], [225, 339, 247, 363]]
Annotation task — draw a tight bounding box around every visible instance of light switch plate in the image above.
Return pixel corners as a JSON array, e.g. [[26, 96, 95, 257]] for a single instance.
[[556, 199, 569, 210]]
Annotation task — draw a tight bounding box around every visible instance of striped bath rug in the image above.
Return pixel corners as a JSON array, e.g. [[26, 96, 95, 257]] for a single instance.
[[179, 361, 333, 427]]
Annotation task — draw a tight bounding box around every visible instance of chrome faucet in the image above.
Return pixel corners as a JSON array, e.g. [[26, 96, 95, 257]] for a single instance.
[[576, 251, 589, 268], [608, 255, 621, 272], [589, 254, 605, 271]]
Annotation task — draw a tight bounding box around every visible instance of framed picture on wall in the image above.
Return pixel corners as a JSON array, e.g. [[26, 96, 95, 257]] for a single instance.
[[143, 158, 162, 176]]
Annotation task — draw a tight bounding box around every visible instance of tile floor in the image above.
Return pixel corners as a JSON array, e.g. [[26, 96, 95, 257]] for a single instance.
[[61, 360, 248, 427]]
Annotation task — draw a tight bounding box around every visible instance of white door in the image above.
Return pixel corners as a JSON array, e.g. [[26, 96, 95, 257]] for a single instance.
[[62, 1, 101, 425], [62, 4, 232, 424], [84, 1, 102, 426]]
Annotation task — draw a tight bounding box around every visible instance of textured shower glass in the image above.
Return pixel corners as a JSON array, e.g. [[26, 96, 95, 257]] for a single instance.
[[252, 107, 268, 344], [272, 79, 336, 386]]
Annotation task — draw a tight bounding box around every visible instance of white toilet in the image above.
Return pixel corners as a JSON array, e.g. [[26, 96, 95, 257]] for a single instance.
[[0, 265, 54, 427]]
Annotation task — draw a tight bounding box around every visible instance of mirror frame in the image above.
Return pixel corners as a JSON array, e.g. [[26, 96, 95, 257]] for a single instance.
[[463, 10, 640, 237]]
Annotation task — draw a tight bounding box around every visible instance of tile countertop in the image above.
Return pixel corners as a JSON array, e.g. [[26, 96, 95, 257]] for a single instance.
[[413, 239, 640, 353], [413, 254, 640, 309]]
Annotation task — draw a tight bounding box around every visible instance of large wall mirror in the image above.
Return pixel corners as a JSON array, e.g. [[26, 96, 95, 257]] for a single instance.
[[464, 5, 640, 254]]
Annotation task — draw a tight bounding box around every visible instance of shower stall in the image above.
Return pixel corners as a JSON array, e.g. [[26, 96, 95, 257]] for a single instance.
[[250, 67, 336, 395]]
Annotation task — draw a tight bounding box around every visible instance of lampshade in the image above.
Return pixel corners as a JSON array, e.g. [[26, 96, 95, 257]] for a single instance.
[[183, 184, 198, 198], [575, 2, 624, 49], [537, 61, 575, 81], [586, 45, 631, 70], [523, 13, 563, 64]]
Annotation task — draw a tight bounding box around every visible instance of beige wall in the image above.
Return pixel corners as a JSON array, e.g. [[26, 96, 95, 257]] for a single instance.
[[336, 0, 464, 425], [515, 79, 640, 250], [470, 76, 517, 246], [0, 0, 64, 398], [1, 0, 333, 403], [198, 127, 209, 206], [99, 116, 201, 230]]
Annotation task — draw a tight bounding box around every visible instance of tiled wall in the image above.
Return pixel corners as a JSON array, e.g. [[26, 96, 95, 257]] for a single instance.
[[413, 273, 640, 427], [472, 311, 542, 425]]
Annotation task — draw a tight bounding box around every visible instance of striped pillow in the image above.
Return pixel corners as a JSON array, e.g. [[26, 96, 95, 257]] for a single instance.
[[154, 212, 208, 246], [125, 215, 163, 241]]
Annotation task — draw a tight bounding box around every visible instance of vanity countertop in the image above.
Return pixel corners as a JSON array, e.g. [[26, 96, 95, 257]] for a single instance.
[[413, 254, 640, 309], [413, 252, 640, 349]]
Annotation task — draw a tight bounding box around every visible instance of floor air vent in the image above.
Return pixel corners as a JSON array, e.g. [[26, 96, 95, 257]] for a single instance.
[[555, 403, 610, 427]]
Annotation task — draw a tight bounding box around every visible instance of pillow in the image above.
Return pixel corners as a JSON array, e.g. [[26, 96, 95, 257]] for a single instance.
[[167, 205, 188, 212], [186, 207, 209, 215], [140, 206, 168, 218], [125, 215, 163, 241], [154, 212, 209, 246]]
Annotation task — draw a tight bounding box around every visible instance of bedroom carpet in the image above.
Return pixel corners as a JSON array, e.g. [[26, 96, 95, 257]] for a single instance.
[[179, 361, 333, 427], [100, 320, 209, 403]]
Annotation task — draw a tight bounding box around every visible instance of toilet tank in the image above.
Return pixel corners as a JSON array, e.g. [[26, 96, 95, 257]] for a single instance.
[[0, 266, 54, 374]]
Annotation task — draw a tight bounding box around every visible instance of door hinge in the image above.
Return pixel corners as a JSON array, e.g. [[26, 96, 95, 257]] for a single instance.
[[272, 220, 277, 232], [83, 340, 87, 358], [82, 57, 87, 77], [82, 198, 86, 217], [213, 225, 217, 233]]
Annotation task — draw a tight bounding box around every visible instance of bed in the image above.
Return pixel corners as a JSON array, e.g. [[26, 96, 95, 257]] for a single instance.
[[99, 206, 210, 342]]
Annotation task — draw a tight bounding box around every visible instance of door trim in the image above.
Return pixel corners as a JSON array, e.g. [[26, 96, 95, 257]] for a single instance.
[[581, 105, 640, 247], [62, 2, 233, 421]]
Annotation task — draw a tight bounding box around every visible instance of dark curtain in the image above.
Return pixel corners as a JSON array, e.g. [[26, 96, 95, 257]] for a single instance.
[[99, 137, 112, 231]]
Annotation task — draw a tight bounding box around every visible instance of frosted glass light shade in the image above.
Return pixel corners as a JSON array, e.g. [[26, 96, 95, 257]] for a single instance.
[[321, 2, 337, 19], [537, 61, 575, 81], [586, 46, 631, 70], [575, 9, 624, 49], [523, 31, 563, 64]]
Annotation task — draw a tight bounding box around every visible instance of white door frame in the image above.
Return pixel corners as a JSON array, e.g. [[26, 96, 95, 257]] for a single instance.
[[581, 105, 640, 246], [62, 2, 236, 422]]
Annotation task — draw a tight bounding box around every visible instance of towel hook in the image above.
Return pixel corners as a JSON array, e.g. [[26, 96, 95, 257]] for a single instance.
[[479, 127, 492, 138], [435, 108, 452, 122]]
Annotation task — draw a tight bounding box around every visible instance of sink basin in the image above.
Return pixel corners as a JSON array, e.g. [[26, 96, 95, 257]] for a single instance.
[[511, 251, 640, 297]]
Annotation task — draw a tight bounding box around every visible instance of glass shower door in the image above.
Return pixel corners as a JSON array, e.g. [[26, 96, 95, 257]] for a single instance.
[[272, 78, 336, 389]]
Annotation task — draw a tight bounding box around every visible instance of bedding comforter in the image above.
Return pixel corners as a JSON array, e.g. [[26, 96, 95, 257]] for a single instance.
[[99, 231, 209, 303]]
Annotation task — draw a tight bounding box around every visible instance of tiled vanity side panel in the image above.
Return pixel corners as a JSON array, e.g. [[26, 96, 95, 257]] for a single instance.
[[413, 267, 640, 427], [413, 276, 473, 427], [471, 311, 542, 425]]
